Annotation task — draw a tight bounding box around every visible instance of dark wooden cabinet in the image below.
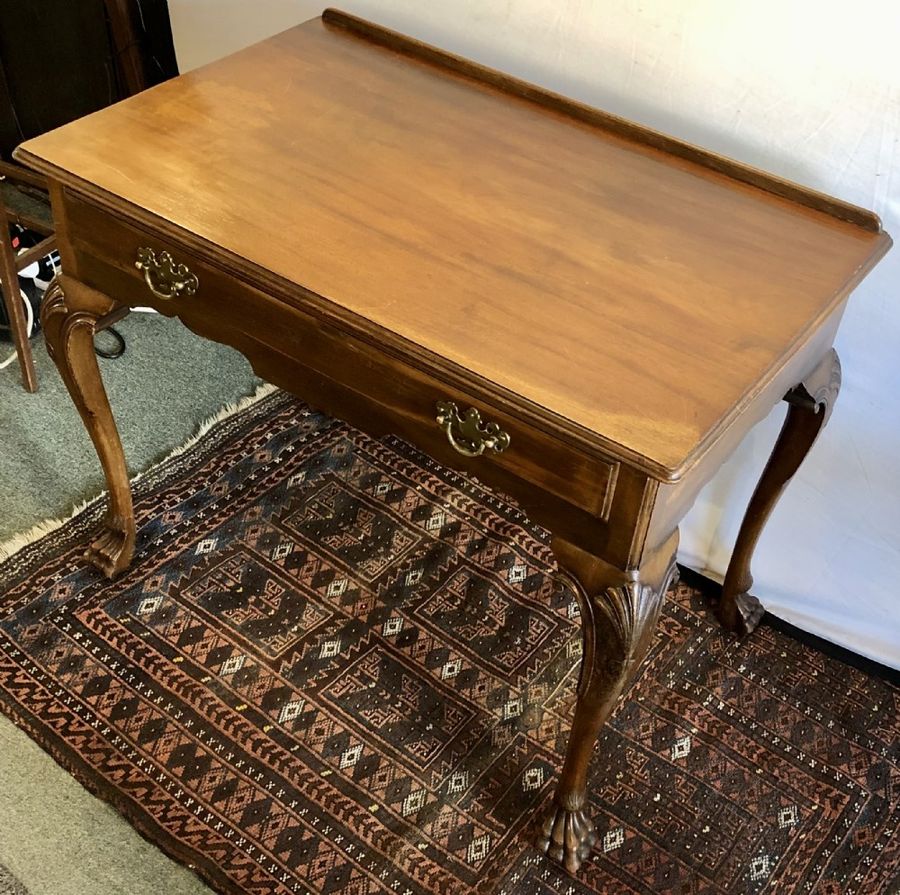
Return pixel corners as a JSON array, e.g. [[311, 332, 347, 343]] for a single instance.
[[0, 0, 177, 159]]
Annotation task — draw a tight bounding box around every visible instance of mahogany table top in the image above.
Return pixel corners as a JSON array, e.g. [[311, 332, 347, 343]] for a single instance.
[[17, 9, 891, 481]]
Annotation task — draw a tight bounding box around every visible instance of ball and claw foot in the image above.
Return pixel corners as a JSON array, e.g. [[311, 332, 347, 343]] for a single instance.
[[86, 517, 135, 579], [536, 803, 598, 875], [718, 591, 765, 637]]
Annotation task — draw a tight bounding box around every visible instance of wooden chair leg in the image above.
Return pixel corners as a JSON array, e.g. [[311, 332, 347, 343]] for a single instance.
[[41, 275, 135, 576], [537, 531, 679, 873], [0, 222, 38, 392], [718, 349, 841, 635]]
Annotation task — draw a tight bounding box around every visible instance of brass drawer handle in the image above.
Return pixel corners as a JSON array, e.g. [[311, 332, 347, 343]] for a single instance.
[[435, 400, 511, 458], [135, 247, 199, 301]]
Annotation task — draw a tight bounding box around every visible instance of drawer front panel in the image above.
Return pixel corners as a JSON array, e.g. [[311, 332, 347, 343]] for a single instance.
[[64, 194, 621, 524]]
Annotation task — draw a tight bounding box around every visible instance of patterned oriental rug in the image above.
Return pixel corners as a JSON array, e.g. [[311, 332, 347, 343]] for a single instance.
[[0, 864, 29, 895], [0, 392, 897, 895]]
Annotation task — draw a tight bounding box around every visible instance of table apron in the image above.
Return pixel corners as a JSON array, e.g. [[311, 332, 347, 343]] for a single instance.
[[62, 195, 657, 569]]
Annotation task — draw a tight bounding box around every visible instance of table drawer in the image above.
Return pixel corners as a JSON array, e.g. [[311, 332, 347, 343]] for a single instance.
[[63, 193, 620, 523]]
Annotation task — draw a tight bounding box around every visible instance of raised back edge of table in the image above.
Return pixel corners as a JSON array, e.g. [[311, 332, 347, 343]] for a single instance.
[[322, 8, 883, 234]]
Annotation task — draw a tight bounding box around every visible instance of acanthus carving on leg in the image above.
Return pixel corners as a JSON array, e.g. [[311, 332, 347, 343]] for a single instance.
[[39, 278, 69, 358], [41, 276, 136, 577], [719, 349, 841, 635], [537, 557, 676, 873]]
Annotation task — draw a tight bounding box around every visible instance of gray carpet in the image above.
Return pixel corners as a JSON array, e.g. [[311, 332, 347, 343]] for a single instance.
[[0, 312, 260, 544], [0, 312, 257, 894]]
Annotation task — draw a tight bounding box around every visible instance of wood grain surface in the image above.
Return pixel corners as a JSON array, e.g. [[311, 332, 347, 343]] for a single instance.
[[15, 10, 890, 480]]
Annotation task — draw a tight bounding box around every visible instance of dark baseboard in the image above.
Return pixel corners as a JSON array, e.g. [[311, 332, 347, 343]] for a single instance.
[[677, 565, 900, 688]]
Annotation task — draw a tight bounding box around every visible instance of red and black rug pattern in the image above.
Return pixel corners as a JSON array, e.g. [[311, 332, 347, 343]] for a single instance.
[[0, 392, 897, 895]]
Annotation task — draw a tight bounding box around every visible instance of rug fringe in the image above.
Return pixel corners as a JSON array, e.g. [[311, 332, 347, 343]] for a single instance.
[[0, 496, 96, 565], [134, 382, 278, 471], [0, 382, 278, 565]]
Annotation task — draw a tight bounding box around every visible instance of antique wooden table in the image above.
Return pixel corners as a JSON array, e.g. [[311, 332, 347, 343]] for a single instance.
[[16, 9, 891, 874]]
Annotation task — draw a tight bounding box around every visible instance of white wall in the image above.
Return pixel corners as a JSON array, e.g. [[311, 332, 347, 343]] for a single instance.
[[168, 1, 900, 668]]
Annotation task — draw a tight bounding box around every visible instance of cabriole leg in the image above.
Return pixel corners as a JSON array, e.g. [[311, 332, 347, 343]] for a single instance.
[[537, 533, 678, 873], [719, 349, 841, 635], [41, 275, 135, 576]]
